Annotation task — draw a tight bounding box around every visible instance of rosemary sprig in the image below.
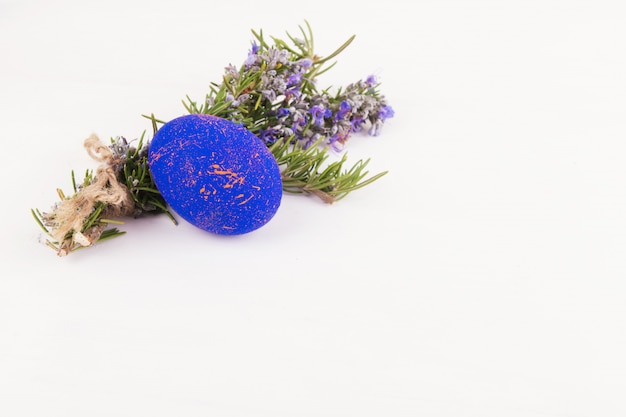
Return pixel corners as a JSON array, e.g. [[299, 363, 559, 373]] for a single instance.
[[179, 21, 393, 201], [270, 138, 388, 203]]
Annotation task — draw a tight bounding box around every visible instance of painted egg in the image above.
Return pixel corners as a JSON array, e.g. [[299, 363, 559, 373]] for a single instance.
[[148, 114, 282, 235]]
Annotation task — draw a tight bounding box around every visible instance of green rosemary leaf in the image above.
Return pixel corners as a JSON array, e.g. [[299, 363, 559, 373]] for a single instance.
[[100, 218, 125, 225], [71, 170, 78, 193], [82, 203, 106, 232], [316, 35, 355, 66], [31, 208, 52, 236], [132, 186, 163, 194], [98, 228, 126, 241]]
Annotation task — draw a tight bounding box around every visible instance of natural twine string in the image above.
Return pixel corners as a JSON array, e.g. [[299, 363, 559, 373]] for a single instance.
[[49, 134, 135, 247]]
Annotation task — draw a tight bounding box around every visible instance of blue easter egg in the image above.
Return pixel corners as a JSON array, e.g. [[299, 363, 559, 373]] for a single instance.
[[148, 114, 282, 235]]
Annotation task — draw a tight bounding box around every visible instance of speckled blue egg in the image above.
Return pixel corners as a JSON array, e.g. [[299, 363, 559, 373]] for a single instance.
[[148, 114, 282, 235]]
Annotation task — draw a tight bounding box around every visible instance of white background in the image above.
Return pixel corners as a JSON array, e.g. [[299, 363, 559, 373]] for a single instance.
[[1, 0, 626, 416]]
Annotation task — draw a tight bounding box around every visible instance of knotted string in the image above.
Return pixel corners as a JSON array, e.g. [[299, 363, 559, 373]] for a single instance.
[[46, 134, 136, 255]]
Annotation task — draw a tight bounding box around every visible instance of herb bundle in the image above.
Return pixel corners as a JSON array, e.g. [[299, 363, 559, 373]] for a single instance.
[[33, 21, 394, 256]]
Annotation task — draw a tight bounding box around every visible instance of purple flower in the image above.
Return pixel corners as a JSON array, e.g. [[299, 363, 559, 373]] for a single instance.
[[285, 86, 302, 101], [245, 42, 260, 68], [298, 58, 313, 68], [329, 129, 350, 151], [351, 116, 366, 132], [378, 105, 395, 120], [287, 72, 302, 86], [224, 64, 239, 79], [260, 89, 277, 102], [309, 105, 327, 126], [259, 127, 280, 144], [335, 100, 351, 120], [293, 111, 308, 127], [277, 107, 291, 118]]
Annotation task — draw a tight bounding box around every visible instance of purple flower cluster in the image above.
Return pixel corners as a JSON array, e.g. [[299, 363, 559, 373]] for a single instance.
[[218, 41, 394, 150]]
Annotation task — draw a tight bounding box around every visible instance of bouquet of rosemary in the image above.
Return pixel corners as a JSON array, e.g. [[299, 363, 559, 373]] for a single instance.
[[32, 21, 394, 256]]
